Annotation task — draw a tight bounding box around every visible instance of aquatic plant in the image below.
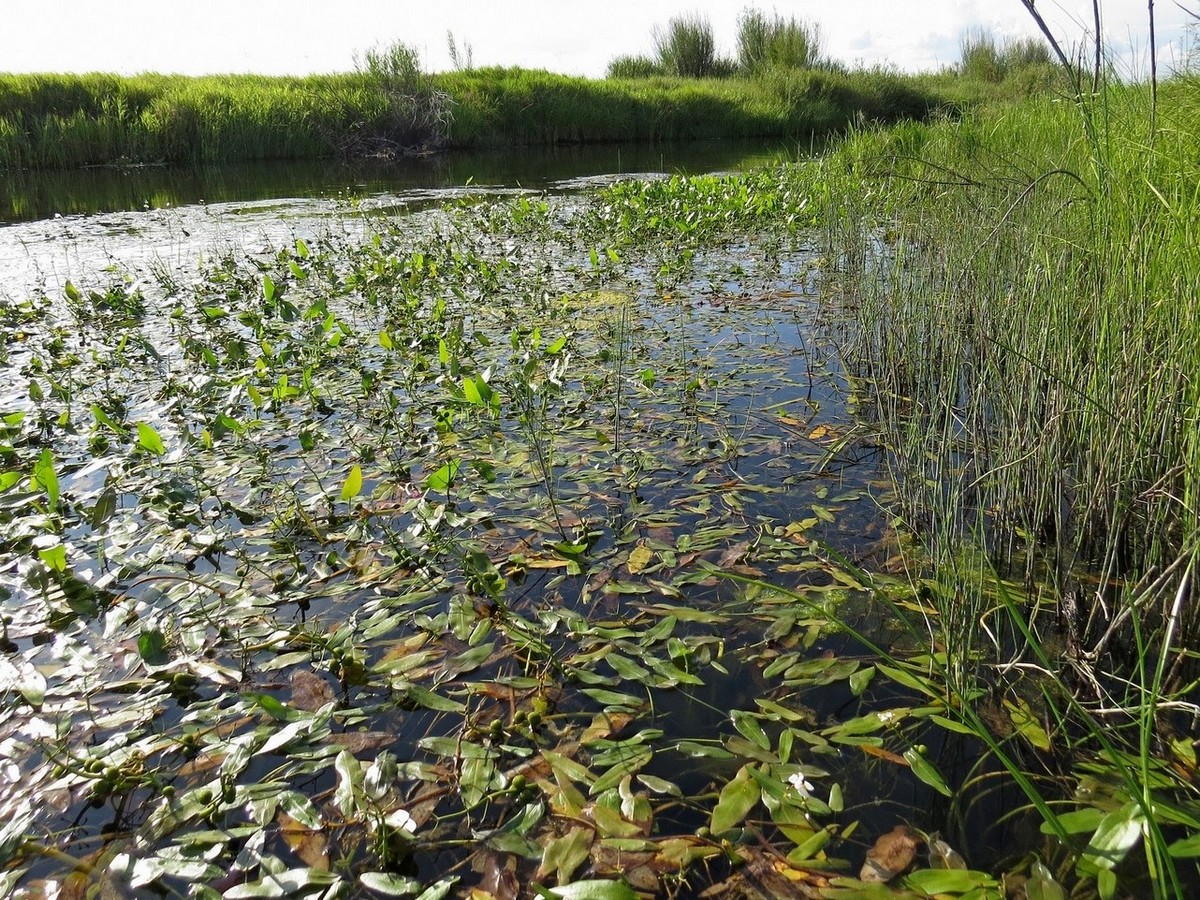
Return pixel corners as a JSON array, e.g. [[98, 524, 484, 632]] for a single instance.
[[818, 60, 1200, 900]]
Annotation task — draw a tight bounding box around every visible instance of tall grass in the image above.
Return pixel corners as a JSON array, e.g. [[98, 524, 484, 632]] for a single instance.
[[816, 80, 1200, 895], [958, 29, 1055, 83], [652, 13, 729, 79], [736, 9, 823, 72], [0, 65, 951, 170]]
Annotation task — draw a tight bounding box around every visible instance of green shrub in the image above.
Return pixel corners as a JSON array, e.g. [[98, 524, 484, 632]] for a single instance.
[[959, 29, 1053, 84], [737, 9, 822, 72], [654, 13, 718, 78]]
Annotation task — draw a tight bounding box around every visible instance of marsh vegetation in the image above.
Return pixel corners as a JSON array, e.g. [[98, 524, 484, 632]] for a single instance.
[[1, 6, 1198, 900]]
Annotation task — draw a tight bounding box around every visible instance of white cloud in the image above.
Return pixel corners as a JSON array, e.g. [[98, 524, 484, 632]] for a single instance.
[[5, 1, 1192, 78]]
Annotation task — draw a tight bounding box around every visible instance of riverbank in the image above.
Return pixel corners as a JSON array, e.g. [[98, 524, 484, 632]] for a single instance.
[[0, 65, 965, 170]]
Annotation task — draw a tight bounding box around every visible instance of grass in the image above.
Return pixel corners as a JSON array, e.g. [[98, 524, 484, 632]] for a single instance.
[[811, 75, 1200, 896], [0, 64, 965, 170]]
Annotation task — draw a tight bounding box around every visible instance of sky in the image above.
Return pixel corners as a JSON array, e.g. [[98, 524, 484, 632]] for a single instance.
[[5, 2, 1195, 79]]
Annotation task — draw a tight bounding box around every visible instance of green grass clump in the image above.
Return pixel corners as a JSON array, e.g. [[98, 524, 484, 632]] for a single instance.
[[736, 8, 823, 72], [814, 81, 1200, 895], [0, 65, 949, 170], [652, 12, 732, 79]]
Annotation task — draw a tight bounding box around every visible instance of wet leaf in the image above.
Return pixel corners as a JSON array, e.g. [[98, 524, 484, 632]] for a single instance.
[[278, 810, 328, 869], [547, 879, 638, 900], [904, 868, 995, 894], [426, 459, 462, 492], [731, 711, 771, 751], [1, 658, 46, 706], [903, 746, 951, 797], [626, 544, 653, 575], [1085, 802, 1145, 870], [225, 867, 338, 897], [926, 834, 967, 869], [1004, 697, 1051, 751], [1026, 860, 1067, 900], [137, 629, 169, 666], [538, 826, 593, 884], [711, 764, 760, 835], [359, 872, 421, 896], [31, 449, 59, 511], [290, 670, 336, 711], [860, 825, 919, 883]]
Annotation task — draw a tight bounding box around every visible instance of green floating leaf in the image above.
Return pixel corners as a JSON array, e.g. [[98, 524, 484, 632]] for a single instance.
[[548, 879, 637, 900], [540, 826, 593, 885], [849, 665, 875, 696], [710, 764, 760, 835], [426, 459, 462, 493], [1041, 807, 1104, 836], [138, 629, 169, 666], [414, 880, 459, 900], [38, 543, 67, 573], [1168, 832, 1200, 858], [903, 746, 951, 797], [731, 711, 771, 751], [904, 868, 995, 894], [341, 464, 363, 502], [136, 422, 166, 455], [1005, 697, 1052, 751]]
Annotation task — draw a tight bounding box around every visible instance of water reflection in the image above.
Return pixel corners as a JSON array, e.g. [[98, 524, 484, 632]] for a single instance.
[[0, 139, 802, 225]]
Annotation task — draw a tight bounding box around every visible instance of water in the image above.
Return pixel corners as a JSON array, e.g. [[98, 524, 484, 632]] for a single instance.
[[0, 143, 1026, 897], [0, 139, 798, 225]]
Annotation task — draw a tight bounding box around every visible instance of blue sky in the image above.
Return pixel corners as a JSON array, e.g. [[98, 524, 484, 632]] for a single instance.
[[5, 2, 1193, 78]]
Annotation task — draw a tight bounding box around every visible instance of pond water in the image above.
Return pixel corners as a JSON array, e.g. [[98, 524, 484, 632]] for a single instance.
[[0, 147, 1020, 898]]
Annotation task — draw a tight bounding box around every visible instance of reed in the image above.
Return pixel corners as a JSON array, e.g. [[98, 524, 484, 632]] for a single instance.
[[736, 8, 823, 72], [817, 78, 1200, 895], [0, 64, 958, 170]]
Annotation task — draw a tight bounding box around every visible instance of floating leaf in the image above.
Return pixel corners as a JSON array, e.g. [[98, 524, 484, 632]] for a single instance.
[[548, 879, 637, 900], [137, 629, 169, 666], [1004, 697, 1051, 751], [927, 834, 967, 869], [626, 544, 653, 575], [538, 827, 593, 884], [1085, 802, 1145, 870], [290, 670, 336, 712], [357, 872, 421, 896], [710, 765, 760, 835], [426, 459, 462, 493], [905, 868, 995, 894]]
